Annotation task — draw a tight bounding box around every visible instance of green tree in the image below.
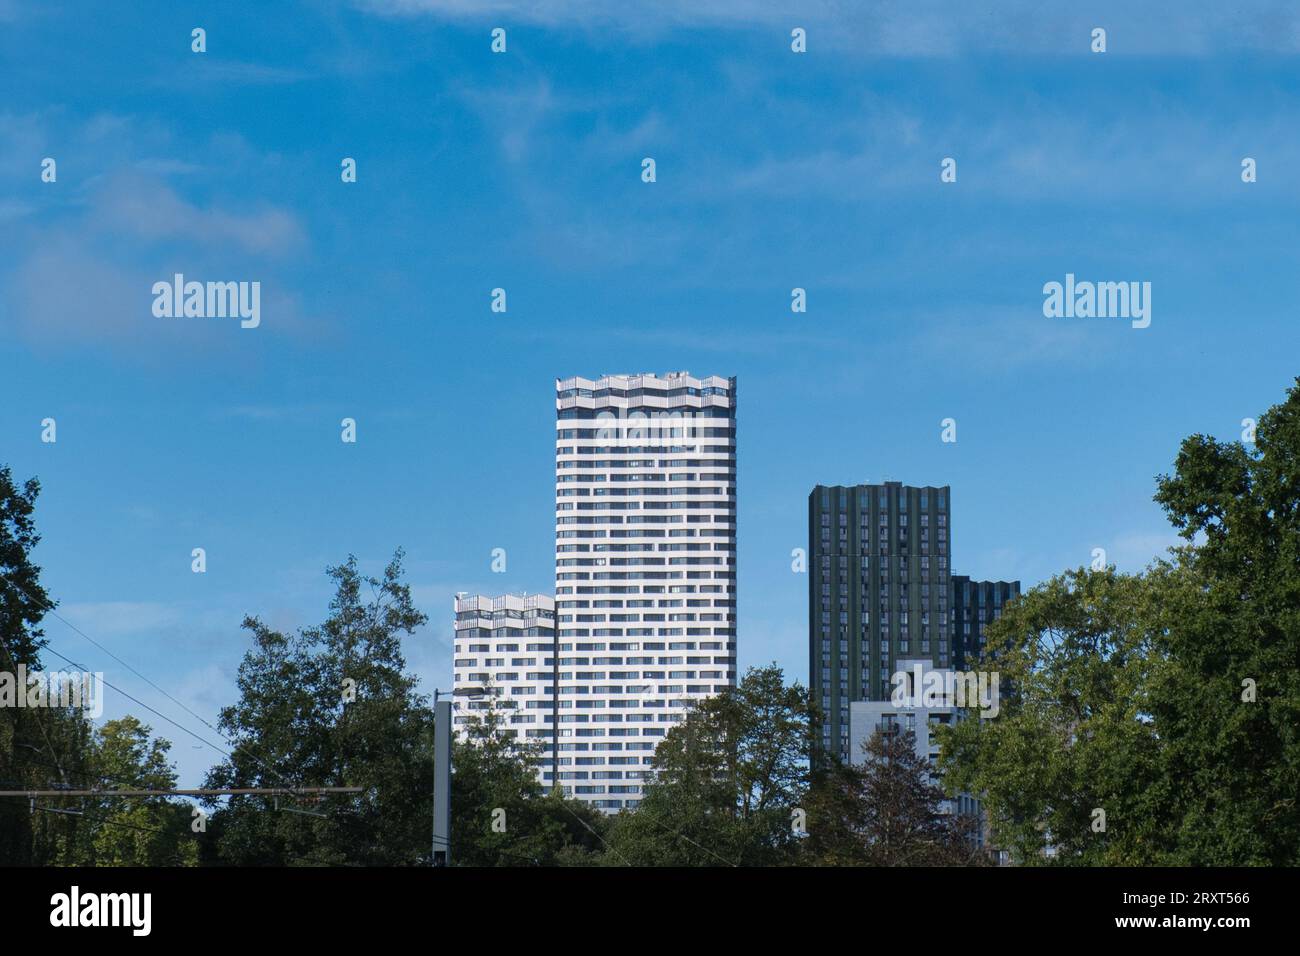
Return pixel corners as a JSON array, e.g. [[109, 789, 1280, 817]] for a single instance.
[[449, 703, 609, 866], [938, 567, 1169, 864], [0, 468, 90, 865], [804, 729, 986, 866], [605, 664, 810, 866], [942, 378, 1300, 865], [0, 467, 50, 666], [80, 717, 198, 866], [9, 701, 96, 866], [205, 551, 435, 865], [1150, 377, 1300, 863], [6, 690, 195, 865], [0, 467, 331, 868]]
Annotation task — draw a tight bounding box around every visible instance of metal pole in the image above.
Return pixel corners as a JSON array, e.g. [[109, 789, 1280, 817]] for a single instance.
[[433, 696, 451, 866]]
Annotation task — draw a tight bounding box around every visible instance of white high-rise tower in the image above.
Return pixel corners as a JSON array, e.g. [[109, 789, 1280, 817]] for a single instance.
[[553, 372, 737, 810]]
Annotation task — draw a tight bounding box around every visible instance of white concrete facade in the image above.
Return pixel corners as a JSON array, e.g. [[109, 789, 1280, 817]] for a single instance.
[[554, 371, 737, 810], [452, 592, 557, 786]]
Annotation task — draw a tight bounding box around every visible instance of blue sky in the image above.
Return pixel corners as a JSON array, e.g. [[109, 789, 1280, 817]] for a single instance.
[[3, 0, 1299, 787]]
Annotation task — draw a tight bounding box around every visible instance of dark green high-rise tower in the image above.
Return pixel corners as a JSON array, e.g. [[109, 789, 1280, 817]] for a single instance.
[[950, 576, 1020, 670], [808, 481, 951, 762]]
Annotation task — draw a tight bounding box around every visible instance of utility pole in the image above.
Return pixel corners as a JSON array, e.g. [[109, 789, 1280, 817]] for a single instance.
[[430, 684, 487, 867], [432, 696, 451, 866]]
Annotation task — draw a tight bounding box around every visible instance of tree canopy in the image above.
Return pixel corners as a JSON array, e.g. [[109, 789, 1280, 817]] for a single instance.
[[941, 378, 1300, 865]]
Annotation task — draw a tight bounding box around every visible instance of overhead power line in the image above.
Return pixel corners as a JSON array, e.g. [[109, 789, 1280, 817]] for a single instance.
[[2, 573, 224, 738], [0, 787, 364, 798], [0, 571, 302, 791]]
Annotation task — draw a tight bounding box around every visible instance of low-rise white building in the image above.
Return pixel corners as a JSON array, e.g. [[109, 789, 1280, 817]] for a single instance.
[[452, 592, 557, 785], [848, 659, 982, 822]]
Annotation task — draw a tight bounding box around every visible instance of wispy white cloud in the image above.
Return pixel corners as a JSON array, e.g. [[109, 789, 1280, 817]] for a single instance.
[[0, 198, 35, 222], [915, 307, 1116, 371], [1109, 530, 1185, 571], [511, 324, 827, 355], [0, 111, 48, 182], [167, 60, 316, 87], [142, 662, 237, 787], [714, 106, 1300, 206], [0, 115, 315, 354], [960, 547, 1038, 586], [7, 224, 311, 353], [131, 158, 208, 177], [89, 173, 306, 257], [214, 403, 333, 423], [443, 55, 1300, 293], [454, 79, 640, 165], [357, 0, 1300, 54], [59, 601, 185, 636]]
